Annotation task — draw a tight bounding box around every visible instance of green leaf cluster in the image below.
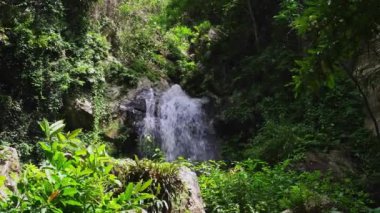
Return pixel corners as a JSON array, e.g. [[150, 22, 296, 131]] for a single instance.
[[197, 160, 370, 212], [0, 120, 155, 212]]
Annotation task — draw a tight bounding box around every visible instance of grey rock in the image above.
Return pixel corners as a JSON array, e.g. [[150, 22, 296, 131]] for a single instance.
[[119, 77, 170, 133], [178, 167, 206, 213], [0, 147, 21, 198]]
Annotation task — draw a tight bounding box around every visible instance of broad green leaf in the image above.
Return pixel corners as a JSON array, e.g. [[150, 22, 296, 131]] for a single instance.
[[134, 181, 142, 192], [107, 200, 122, 210], [70, 138, 82, 144], [39, 142, 51, 152], [63, 200, 82, 207], [57, 133, 67, 142], [105, 164, 113, 174], [39, 119, 50, 138], [122, 183, 134, 201], [49, 120, 65, 137], [0, 176, 6, 187], [45, 169, 56, 184], [79, 168, 94, 176], [140, 179, 153, 192], [52, 142, 59, 152], [135, 193, 155, 201], [68, 129, 82, 139], [62, 187, 78, 197], [61, 178, 79, 187], [75, 149, 87, 156]]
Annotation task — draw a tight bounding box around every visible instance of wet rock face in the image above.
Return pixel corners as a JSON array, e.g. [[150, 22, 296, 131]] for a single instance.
[[110, 78, 169, 156], [0, 147, 20, 197], [120, 83, 219, 161], [119, 78, 170, 129], [120, 88, 152, 131]]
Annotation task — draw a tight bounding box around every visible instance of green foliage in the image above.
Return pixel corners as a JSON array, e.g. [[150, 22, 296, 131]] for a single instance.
[[103, 0, 171, 82], [114, 157, 185, 212], [165, 0, 239, 26], [250, 77, 374, 161], [277, 0, 380, 91], [1, 0, 380, 210], [243, 121, 322, 163], [198, 160, 370, 212], [0, 0, 99, 94], [0, 95, 41, 161], [0, 0, 133, 160], [104, 60, 139, 87], [0, 120, 155, 212]]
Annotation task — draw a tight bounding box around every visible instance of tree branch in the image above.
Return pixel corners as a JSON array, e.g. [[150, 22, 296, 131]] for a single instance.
[[341, 61, 380, 140], [246, 0, 259, 50]]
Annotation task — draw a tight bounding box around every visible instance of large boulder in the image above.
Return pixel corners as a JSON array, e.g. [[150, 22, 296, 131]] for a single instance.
[[178, 167, 206, 213], [0, 146, 21, 198]]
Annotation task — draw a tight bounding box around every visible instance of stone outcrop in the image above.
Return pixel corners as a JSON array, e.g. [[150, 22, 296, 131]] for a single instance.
[[118, 78, 169, 136], [178, 167, 206, 213], [0, 147, 21, 198]]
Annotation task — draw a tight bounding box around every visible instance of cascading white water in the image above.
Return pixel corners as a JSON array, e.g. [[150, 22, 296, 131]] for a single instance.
[[141, 88, 156, 138], [159, 85, 212, 161], [140, 84, 217, 161]]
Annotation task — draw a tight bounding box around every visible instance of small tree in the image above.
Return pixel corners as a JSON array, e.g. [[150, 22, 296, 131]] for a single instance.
[[277, 0, 380, 138]]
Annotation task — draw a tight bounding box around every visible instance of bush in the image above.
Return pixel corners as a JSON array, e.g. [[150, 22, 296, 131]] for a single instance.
[[243, 121, 329, 163], [197, 160, 370, 213], [113, 157, 186, 212], [0, 120, 155, 212]]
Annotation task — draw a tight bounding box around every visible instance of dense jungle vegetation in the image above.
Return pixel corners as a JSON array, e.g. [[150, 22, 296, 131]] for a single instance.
[[0, 0, 380, 212]]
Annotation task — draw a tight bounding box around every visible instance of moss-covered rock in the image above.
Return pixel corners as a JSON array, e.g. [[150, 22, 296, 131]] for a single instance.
[[0, 146, 20, 198]]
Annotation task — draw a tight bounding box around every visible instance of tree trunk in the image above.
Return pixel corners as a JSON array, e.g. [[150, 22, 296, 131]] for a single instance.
[[246, 0, 259, 50]]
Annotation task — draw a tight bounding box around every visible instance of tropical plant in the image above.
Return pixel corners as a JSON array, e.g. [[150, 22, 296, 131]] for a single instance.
[[276, 0, 380, 138], [0, 120, 155, 212], [197, 160, 370, 213], [114, 157, 185, 212]]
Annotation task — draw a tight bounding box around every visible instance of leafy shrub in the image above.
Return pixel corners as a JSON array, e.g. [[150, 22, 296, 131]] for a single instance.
[[104, 59, 139, 87], [0, 96, 42, 161], [250, 78, 375, 164], [0, 120, 155, 212], [0, 0, 128, 162], [197, 160, 370, 213], [243, 121, 328, 163], [113, 157, 185, 212], [109, 0, 169, 81]]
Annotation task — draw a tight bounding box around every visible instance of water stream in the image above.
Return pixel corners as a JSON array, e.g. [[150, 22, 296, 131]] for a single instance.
[[140, 84, 217, 161]]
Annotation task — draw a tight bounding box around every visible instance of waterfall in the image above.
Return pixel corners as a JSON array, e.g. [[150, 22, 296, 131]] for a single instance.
[[141, 88, 156, 138], [139, 84, 217, 161]]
